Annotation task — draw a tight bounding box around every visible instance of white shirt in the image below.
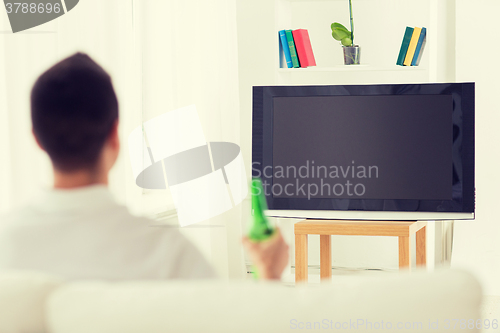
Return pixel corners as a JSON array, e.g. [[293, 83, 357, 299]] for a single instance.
[[0, 185, 216, 280]]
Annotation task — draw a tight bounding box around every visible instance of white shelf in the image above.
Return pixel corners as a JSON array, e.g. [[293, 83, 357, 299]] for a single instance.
[[288, 0, 380, 1], [273, 0, 433, 83], [278, 65, 427, 72]]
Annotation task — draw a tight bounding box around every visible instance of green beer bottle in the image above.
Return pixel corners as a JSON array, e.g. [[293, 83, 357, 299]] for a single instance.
[[249, 178, 275, 241], [248, 178, 275, 279]]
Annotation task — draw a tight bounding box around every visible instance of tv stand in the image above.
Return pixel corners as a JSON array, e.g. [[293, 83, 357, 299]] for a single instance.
[[294, 220, 427, 283]]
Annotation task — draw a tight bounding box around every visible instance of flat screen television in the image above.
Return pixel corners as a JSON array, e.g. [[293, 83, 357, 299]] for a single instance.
[[252, 83, 475, 221]]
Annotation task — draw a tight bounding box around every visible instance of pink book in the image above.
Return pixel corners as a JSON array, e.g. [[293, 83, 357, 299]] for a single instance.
[[292, 29, 316, 67]]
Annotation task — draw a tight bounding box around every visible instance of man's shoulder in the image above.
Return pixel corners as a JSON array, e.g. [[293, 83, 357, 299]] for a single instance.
[[0, 202, 187, 246], [0, 205, 39, 228]]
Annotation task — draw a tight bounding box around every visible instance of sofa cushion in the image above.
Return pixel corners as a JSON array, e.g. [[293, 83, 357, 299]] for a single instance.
[[0, 271, 63, 333], [46, 269, 481, 333]]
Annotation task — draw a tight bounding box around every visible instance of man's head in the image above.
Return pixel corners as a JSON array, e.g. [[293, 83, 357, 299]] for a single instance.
[[31, 53, 119, 175]]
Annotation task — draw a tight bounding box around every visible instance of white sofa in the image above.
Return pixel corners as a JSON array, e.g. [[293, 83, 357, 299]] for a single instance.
[[0, 269, 482, 333]]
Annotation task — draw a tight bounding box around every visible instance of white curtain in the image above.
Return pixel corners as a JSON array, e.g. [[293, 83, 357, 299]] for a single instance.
[[0, 0, 245, 279]]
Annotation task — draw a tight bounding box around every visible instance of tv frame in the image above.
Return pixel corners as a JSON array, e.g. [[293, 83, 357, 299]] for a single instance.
[[252, 83, 475, 221]]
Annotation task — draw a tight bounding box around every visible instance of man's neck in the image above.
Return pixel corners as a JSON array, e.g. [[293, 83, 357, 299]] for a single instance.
[[53, 168, 108, 189]]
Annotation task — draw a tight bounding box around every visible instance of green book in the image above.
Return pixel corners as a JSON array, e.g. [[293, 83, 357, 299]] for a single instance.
[[397, 27, 414, 66], [285, 30, 300, 68]]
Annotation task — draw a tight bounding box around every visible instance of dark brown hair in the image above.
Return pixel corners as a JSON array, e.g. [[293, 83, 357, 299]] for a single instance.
[[31, 53, 118, 172]]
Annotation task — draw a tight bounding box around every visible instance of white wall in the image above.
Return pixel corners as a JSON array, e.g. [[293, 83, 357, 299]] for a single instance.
[[452, 0, 500, 296]]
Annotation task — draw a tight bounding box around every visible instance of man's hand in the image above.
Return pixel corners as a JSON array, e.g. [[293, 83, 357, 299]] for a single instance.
[[242, 228, 289, 280]]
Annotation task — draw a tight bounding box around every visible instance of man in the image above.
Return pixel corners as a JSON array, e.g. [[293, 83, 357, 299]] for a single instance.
[[0, 53, 288, 280]]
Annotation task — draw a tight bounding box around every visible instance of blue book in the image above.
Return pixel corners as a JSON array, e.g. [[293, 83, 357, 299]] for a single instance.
[[279, 30, 293, 68], [397, 27, 414, 66], [411, 27, 427, 66]]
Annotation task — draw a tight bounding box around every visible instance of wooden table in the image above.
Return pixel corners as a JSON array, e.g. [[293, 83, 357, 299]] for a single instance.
[[294, 220, 427, 282]]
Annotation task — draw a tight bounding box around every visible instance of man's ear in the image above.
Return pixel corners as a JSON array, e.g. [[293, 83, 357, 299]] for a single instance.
[[108, 120, 120, 150], [32, 129, 45, 151]]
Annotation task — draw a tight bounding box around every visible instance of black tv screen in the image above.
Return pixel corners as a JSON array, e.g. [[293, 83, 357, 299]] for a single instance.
[[252, 83, 475, 220]]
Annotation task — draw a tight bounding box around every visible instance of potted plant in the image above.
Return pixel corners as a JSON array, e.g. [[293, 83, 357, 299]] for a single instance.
[[331, 0, 360, 65]]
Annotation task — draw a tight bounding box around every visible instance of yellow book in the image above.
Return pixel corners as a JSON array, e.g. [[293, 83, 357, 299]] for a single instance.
[[403, 27, 422, 66]]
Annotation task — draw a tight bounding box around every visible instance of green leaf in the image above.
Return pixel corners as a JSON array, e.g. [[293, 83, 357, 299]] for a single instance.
[[341, 37, 353, 47], [331, 22, 349, 31], [331, 27, 351, 41]]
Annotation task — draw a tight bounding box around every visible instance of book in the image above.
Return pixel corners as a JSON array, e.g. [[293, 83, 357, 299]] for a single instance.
[[279, 30, 293, 68], [285, 30, 300, 68], [411, 27, 427, 66], [404, 27, 422, 66], [292, 29, 316, 67], [397, 27, 414, 66]]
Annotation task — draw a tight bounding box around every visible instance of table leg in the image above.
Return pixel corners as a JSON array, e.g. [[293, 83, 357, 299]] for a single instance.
[[295, 234, 308, 282], [416, 226, 426, 267], [398, 236, 410, 269], [320, 235, 332, 281]]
